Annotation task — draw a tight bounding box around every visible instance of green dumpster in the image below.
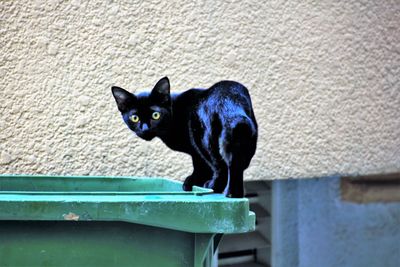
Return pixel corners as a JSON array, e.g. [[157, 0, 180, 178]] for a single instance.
[[0, 175, 255, 267]]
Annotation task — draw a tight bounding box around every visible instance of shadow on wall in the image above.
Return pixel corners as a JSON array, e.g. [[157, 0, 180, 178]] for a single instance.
[[272, 175, 400, 267]]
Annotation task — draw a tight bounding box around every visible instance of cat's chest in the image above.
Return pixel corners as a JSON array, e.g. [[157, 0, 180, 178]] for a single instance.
[[162, 136, 191, 154], [159, 128, 193, 154]]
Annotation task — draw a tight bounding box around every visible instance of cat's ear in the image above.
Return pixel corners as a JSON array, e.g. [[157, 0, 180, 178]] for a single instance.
[[111, 86, 137, 113], [150, 77, 171, 105]]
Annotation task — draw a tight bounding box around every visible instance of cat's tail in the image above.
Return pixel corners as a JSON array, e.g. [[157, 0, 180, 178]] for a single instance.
[[231, 116, 257, 144], [220, 115, 257, 165]]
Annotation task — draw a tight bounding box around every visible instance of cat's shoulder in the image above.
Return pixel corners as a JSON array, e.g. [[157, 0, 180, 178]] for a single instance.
[[172, 88, 207, 107], [175, 88, 206, 99]]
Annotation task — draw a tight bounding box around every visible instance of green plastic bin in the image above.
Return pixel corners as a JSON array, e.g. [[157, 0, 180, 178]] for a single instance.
[[0, 175, 255, 267]]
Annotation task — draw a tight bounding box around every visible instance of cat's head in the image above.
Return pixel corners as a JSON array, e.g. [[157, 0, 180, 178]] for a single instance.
[[111, 77, 172, 141]]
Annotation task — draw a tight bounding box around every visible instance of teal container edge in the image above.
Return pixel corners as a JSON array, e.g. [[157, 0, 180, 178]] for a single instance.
[[0, 221, 222, 267], [0, 175, 255, 267], [0, 174, 255, 234]]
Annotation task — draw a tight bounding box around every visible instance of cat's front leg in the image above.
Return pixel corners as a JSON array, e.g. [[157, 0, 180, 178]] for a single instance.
[[182, 156, 213, 191], [182, 175, 196, 191]]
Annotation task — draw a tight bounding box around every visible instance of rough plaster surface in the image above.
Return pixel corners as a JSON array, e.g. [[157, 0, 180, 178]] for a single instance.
[[1, 0, 399, 180]]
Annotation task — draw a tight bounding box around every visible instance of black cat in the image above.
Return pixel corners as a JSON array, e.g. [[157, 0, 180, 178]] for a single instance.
[[112, 77, 257, 198]]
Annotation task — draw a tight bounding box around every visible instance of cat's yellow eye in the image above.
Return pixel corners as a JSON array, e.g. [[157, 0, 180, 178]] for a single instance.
[[130, 114, 140, 123], [152, 111, 161, 120]]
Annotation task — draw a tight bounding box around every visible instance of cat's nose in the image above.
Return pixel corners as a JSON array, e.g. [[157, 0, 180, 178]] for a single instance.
[[141, 123, 149, 131]]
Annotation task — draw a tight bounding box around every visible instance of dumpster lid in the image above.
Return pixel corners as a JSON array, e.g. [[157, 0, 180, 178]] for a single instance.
[[0, 175, 255, 234]]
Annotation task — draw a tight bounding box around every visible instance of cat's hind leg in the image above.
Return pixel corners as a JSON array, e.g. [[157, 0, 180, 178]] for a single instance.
[[203, 160, 228, 193], [223, 144, 256, 197], [221, 120, 257, 198], [224, 160, 245, 198], [202, 115, 230, 193]]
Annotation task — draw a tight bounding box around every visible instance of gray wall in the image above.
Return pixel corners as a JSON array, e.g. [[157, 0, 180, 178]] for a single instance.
[[1, 1, 399, 180], [272, 177, 400, 267]]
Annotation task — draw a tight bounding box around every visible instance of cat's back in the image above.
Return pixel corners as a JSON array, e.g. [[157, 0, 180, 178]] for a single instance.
[[207, 80, 250, 97], [201, 80, 254, 117]]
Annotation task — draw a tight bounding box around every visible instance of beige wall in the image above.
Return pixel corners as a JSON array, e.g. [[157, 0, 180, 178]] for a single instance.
[[1, 0, 399, 180]]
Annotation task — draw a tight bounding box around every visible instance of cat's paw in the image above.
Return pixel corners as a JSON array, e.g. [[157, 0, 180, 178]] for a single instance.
[[223, 187, 244, 198], [182, 176, 195, 191], [182, 182, 193, 191]]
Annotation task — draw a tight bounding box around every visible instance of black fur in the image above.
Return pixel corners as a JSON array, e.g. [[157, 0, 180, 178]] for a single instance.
[[112, 77, 258, 198]]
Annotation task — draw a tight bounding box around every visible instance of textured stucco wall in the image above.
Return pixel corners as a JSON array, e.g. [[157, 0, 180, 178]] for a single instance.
[[1, 0, 399, 180]]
